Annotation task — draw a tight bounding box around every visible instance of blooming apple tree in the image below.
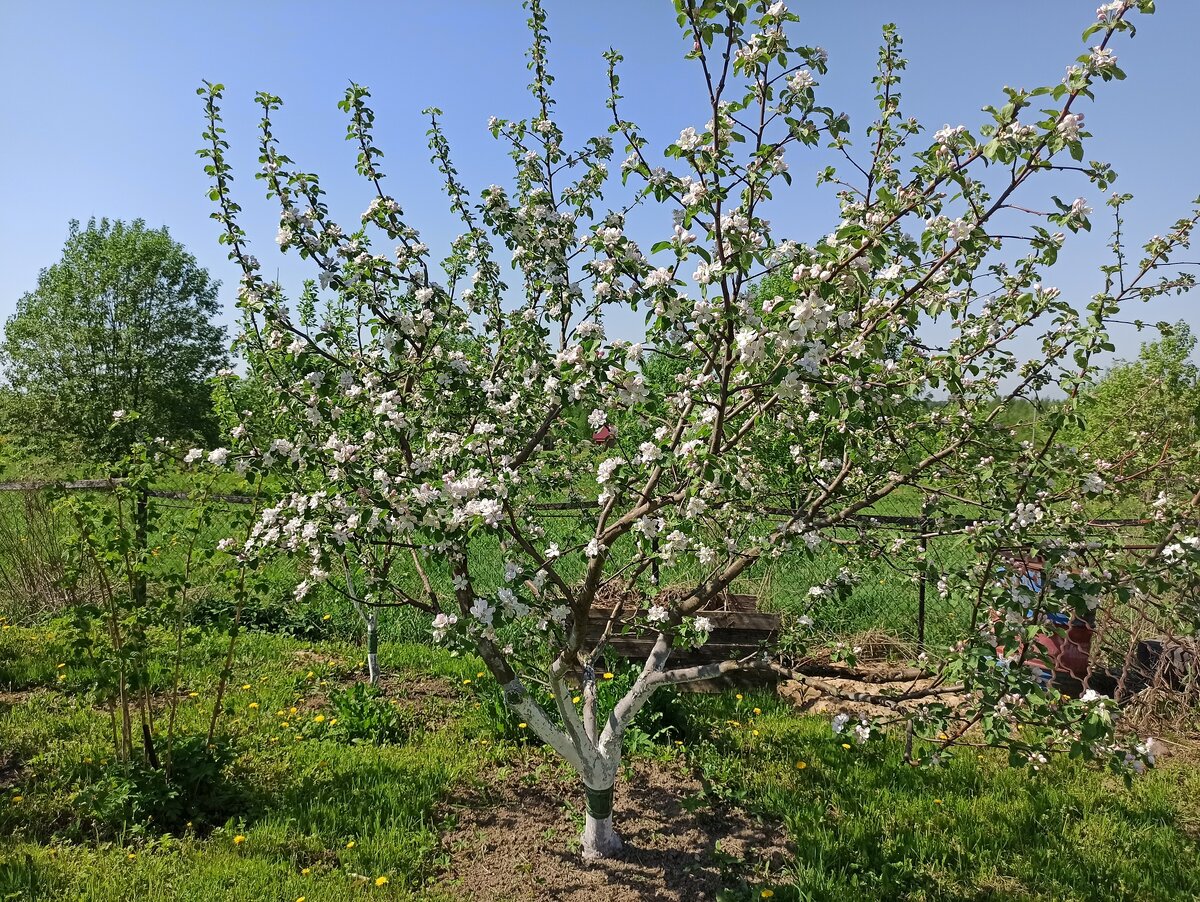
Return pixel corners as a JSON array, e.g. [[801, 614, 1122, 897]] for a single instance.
[[198, 0, 1200, 858]]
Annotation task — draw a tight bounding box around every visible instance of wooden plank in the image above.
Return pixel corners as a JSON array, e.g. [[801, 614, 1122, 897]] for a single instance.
[[604, 640, 775, 661], [586, 611, 780, 631], [594, 626, 779, 644]]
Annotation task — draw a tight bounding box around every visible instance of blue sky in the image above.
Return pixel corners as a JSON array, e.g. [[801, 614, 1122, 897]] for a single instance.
[[2, 1, 1197, 366]]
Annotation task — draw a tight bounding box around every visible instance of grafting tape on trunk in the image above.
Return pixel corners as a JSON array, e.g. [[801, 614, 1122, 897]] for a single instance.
[[585, 784, 614, 819]]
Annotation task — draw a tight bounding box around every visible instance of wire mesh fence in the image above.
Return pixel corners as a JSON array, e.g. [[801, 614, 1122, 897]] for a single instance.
[[0, 478, 1194, 680]]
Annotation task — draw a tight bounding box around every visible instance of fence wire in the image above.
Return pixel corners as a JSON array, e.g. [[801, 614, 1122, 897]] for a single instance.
[[0, 480, 1194, 677]]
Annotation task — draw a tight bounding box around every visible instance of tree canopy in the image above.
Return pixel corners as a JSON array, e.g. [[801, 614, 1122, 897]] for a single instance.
[[1073, 322, 1200, 486], [1, 218, 228, 463], [195, 0, 1197, 859]]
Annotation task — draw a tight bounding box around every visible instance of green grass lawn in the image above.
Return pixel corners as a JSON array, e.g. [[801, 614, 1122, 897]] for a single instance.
[[1, 624, 1199, 901]]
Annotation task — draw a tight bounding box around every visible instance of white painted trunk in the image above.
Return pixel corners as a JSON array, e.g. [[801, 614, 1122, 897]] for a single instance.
[[581, 811, 622, 859], [366, 612, 379, 684], [580, 784, 622, 859]]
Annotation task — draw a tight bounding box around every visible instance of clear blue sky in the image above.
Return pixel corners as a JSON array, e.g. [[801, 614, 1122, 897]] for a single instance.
[[2, 1, 1197, 365]]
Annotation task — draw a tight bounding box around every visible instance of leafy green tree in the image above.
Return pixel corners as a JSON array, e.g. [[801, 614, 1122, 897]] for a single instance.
[[1075, 322, 1200, 486], [1, 218, 228, 463]]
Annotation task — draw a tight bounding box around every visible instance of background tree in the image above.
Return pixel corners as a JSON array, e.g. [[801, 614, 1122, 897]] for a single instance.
[[1071, 321, 1200, 489], [0, 218, 228, 464]]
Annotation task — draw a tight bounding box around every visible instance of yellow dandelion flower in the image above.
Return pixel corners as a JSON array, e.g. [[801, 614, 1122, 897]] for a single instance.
[[127, 852, 136, 860], [752, 707, 761, 715], [462, 679, 472, 685], [322, 614, 331, 621], [233, 835, 246, 845], [375, 876, 389, 887], [796, 761, 807, 769], [188, 692, 199, 698], [313, 714, 325, 723], [736, 694, 744, 700], [602, 672, 614, 680], [11, 795, 23, 803], [297, 897, 306, 902], [345, 840, 356, 849], [761, 891, 775, 899], [934, 799, 943, 805], [572, 696, 581, 704], [248, 702, 259, 710], [241, 684, 251, 690], [476, 671, 485, 678], [329, 718, 338, 726], [289, 707, 298, 714], [841, 742, 851, 749], [56, 663, 66, 669], [518, 722, 528, 729], [301, 867, 311, 875]]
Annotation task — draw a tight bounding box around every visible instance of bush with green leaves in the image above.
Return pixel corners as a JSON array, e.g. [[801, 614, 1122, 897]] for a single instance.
[[1070, 319, 1200, 492], [59, 430, 265, 771]]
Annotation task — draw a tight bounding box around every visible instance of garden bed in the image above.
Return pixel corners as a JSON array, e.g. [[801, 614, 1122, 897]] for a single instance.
[[433, 756, 789, 901]]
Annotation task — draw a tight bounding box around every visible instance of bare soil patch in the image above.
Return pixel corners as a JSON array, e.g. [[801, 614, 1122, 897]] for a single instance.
[[433, 757, 788, 901]]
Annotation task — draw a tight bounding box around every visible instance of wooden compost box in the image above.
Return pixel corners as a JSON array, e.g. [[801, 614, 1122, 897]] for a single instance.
[[585, 591, 782, 693]]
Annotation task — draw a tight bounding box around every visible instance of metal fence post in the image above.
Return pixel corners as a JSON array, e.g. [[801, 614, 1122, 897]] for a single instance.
[[917, 516, 928, 653]]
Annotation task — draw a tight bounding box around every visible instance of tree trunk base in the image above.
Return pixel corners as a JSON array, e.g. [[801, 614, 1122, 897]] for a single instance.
[[581, 784, 621, 859], [581, 812, 623, 860]]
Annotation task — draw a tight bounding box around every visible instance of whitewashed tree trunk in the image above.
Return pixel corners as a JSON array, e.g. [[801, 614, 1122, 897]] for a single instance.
[[365, 610, 379, 685], [491, 633, 694, 860], [581, 784, 622, 859], [342, 556, 380, 684]]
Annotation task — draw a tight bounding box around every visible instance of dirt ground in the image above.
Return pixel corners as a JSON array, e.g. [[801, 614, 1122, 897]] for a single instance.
[[432, 757, 789, 901]]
